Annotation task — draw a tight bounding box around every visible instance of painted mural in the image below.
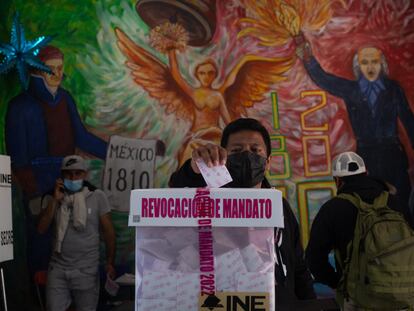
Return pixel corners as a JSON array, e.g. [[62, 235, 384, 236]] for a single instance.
[[1, 0, 414, 276]]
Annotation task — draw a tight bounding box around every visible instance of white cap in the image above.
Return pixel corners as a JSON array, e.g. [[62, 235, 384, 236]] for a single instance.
[[332, 151, 366, 177], [61, 155, 87, 171]]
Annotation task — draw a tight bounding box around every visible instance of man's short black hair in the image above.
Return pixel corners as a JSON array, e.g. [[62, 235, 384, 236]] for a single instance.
[[220, 118, 271, 157]]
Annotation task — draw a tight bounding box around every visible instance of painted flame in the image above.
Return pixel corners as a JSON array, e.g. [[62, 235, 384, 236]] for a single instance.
[[238, 0, 342, 46], [276, 2, 301, 36]]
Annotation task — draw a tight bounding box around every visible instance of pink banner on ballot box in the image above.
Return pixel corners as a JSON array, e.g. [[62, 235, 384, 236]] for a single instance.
[[129, 188, 284, 228]]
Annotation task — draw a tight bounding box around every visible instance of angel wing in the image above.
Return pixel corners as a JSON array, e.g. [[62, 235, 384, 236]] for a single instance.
[[115, 27, 194, 122], [219, 55, 294, 119]]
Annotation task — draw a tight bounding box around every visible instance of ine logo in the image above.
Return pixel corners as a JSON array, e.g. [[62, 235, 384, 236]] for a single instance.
[[199, 292, 269, 311], [201, 294, 224, 310]]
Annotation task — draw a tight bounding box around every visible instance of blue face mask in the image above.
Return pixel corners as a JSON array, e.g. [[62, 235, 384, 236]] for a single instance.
[[63, 179, 84, 193]]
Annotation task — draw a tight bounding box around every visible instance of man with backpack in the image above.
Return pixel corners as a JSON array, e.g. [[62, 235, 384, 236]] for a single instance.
[[306, 151, 414, 310]]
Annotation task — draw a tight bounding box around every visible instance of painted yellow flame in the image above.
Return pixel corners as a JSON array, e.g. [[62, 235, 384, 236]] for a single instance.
[[239, 0, 341, 46], [276, 2, 301, 36]]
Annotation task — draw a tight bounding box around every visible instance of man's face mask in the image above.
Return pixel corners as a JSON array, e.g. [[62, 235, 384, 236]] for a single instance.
[[225, 151, 267, 188], [63, 179, 83, 193]]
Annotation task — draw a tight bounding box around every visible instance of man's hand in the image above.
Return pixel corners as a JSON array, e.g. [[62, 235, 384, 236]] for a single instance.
[[105, 263, 116, 280], [296, 40, 312, 62], [190, 143, 227, 173]]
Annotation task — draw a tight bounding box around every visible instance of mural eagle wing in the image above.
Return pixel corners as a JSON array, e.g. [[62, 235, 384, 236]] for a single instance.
[[115, 28, 194, 122], [219, 55, 294, 119]]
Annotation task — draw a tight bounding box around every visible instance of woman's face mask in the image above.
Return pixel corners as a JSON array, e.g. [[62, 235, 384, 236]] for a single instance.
[[225, 151, 268, 188]]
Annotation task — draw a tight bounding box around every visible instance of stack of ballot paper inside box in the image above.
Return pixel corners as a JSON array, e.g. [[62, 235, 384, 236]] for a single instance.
[[129, 188, 284, 311]]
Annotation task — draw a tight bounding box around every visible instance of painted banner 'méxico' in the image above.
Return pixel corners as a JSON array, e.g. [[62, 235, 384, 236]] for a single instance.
[[129, 188, 284, 228], [104, 136, 157, 212]]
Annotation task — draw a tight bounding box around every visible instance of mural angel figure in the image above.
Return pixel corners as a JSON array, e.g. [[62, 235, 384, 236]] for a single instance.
[[115, 22, 293, 164]]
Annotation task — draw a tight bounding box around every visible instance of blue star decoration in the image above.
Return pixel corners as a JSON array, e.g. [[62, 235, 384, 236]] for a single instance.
[[0, 13, 53, 89]]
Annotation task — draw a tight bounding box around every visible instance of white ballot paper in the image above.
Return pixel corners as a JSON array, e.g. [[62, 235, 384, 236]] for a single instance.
[[196, 159, 232, 188]]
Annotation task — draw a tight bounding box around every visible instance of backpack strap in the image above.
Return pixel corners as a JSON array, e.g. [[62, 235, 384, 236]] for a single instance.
[[337, 193, 361, 209], [371, 191, 389, 208]]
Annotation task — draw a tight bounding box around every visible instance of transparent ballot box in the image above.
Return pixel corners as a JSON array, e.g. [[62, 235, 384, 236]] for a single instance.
[[129, 188, 284, 311]]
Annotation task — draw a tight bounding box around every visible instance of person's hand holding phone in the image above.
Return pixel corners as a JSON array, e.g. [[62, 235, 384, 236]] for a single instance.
[[54, 178, 65, 202]]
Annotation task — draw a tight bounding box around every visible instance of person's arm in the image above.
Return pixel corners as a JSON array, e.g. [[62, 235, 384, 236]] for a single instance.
[[38, 198, 57, 234], [100, 212, 116, 279], [38, 179, 64, 234], [168, 50, 194, 98], [283, 201, 316, 299], [297, 42, 354, 99], [303, 56, 354, 99], [65, 93, 108, 159], [305, 203, 340, 289], [395, 83, 414, 148], [169, 144, 227, 187], [219, 96, 232, 125], [169, 159, 206, 188], [97, 190, 116, 278]]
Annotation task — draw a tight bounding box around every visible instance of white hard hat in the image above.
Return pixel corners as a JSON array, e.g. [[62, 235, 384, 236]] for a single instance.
[[332, 151, 366, 177]]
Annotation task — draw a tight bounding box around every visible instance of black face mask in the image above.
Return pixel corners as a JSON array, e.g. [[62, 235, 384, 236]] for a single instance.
[[225, 151, 267, 188]]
